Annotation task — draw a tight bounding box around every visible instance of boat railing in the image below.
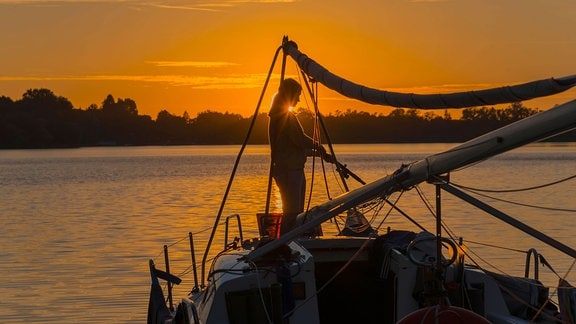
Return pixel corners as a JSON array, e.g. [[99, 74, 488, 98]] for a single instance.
[[525, 248, 540, 280], [163, 245, 174, 309], [148, 259, 182, 312], [224, 214, 243, 249], [151, 213, 244, 304]]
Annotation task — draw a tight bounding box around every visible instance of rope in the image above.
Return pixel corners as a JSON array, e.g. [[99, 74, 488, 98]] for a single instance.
[[452, 173, 576, 193], [450, 183, 576, 213]]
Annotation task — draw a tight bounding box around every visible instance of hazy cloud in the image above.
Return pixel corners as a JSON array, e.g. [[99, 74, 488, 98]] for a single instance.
[[0, 0, 297, 6], [0, 0, 131, 3], [0, 73, 272, 89], [147, 61, 239, 68], [406, 0, 451, 2], [0, 72, 532, 93], [145, 2, 221, 12]]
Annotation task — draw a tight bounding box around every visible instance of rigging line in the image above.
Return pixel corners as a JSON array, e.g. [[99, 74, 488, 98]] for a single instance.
[[374, 193, 403, 231], [163, 222, 218, 250], [564, 259, 576, 279], [154, 223, 216, 260], [416, 185, 457, 239], [298, 69, 345, 232], [310, 79, 335, 201], [454, 185, 576, 213], [415, 185, 436, 217], [414, 184, 473, 247], [293, 64, 339, 232], [461, 239, 527, 254], [312, 82, 348, 201], [451, 173, 576, 193], [383, 188, 429, 232], [556, 259, 576, 296], [317, 148, 335, 203], [248, 261, 274, 324], [383, 196, 428, 232], [341, 197, 381, 229], [371, 199, 387, 222], [356, 197, 384, 224], [547, 265, 575, 313], [313, 238, 372, 299], [545, 257, 576, 309], [455, 241, 551, 295], [299, 70, 354, 192], [301, 74, 323, 216], [414, 184, 458, 240], [459, 242, 508, 275], [413, 184, 460, 251], [461, 240, 564, 304], [538, 254, 561, 279], [298, 68, 367, 189], [310, 80, 339, 199]]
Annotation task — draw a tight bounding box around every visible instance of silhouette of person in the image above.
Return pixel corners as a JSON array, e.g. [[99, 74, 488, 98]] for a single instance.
[[268, 78, 333, 235]]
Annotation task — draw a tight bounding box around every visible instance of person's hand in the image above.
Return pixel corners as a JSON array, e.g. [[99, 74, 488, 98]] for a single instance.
[[315, 144, 326, 156], [316, 145, 335, 163], [323, 152, 335, 164]]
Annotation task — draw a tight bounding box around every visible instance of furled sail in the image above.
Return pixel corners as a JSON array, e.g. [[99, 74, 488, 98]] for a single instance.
[[282, 39, 576, 109]]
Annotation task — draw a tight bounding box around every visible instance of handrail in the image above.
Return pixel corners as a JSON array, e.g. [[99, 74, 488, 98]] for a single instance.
[[224, 214, 243, 248], [164, 245, 174, 310], [188, 232, 199, 292], [525, 248, 540, 280]]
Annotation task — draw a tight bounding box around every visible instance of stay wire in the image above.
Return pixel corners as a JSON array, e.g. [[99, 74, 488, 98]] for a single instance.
[[299, 70, 353, 193], [450, 182, 576, 213], [452, 173, 576, 193], [298, 70, 342, 232], [298, 70, 320, 217], [302, 73, 336, 199]]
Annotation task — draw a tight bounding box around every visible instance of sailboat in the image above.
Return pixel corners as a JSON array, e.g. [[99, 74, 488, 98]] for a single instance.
[[147, 37, 576, 323]]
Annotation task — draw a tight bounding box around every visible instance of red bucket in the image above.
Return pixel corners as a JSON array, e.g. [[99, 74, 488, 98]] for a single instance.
[[256, 213, 282, 239]]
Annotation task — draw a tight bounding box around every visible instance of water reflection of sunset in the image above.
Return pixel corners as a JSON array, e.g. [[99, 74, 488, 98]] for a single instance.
[[2, 144, 576, 322]]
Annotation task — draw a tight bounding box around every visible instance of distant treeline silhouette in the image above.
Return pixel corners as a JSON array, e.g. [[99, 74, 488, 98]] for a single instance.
[[1, 88, 574, 149]]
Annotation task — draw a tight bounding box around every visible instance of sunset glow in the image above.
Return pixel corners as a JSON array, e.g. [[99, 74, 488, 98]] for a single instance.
[[1, 0, 576, 119]]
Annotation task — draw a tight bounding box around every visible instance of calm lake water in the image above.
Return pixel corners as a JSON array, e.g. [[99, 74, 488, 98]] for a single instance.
[[1, 143, 575, 323]]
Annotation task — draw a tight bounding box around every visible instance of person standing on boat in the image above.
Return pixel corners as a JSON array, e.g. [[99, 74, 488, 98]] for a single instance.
[[268, 78, 334, 236]]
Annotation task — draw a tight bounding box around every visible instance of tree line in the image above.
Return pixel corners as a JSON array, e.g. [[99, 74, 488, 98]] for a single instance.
[[1, 88, 574, 149]]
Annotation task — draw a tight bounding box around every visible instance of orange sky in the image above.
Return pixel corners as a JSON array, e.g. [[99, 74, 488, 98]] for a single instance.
[[1, 0, 576, 119]]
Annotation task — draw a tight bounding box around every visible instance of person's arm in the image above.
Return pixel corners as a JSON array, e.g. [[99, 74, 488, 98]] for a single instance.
[[288, 114, 315, 152], [288, 115, 334, 163]]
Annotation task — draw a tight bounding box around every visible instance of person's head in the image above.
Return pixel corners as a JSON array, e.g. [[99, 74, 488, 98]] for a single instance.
[[278, 78, 302, 108]]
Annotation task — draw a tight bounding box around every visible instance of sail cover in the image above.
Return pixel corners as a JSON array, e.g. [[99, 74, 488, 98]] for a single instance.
[[282, 39, 576, 109]]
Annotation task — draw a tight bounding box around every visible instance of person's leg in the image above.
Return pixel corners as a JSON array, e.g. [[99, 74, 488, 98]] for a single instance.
[[274, 170, 305, 235]]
